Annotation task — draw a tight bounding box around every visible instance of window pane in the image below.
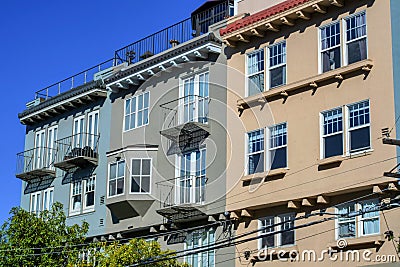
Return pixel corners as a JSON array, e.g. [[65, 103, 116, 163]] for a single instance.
[[322, 47, 341, 72], [270, 66, 286, 88], [125, 99, 131, 114], [348, 39, 367, 64], [350, 127, 370, 152], [124, 115, 130, 131], [118, 161, 125, 177], [324, 133, 343, 158], [131, 177, 140, 193], [248, 153, 264, 174], [339, 222, 356, 238], [86, 191, 94, 207], [141, 176, 150, 193], [132, 159, 141, 176], [110, 163, 117, 179], [109, 180, 116, 196], [248, 73, 264, 96], [117, 178, 124, 194], [248, 130, 264, 153], [271, 147, 287, 169], [142, 159, 151, 175]]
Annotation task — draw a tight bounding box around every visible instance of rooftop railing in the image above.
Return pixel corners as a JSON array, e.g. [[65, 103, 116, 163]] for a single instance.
[[114, 0, 233, 65], [34, 59, 114, 100], [30, 1, 232, 102]]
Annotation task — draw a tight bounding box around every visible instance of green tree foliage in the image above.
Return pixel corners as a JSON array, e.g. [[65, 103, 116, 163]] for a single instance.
[[95, 238, 189, 267], [0, 202, 89, 267]]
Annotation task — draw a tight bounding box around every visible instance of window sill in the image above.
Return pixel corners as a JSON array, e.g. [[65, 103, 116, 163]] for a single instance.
[[327, 234, 384, 249], [318, 155, 344, 167], [346, 149, 373, 159], [69, 209, 95, 218], [253, 245, 298, 261], [238, 59, 373, 111], [242, 168, 288, 182]]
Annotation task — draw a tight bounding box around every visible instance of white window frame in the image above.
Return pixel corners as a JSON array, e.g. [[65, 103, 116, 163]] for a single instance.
[[108, 160, 125, 198], [175, 148, 207, 205], [246, 49, 265, 97], [246, 129, 265, 175], [83, 176, 96, 213], [346, 100, 371, 155], [267, 122, 288, 170], [320, 100, 371, 159], [124, 91, 150, 131], [70, 180, 83, 216], [46, 125, 58, 170], [335, 199, 380, 240], [42, 187, 54, 211], [86, 110, 99, 149], [267, 41, 287, 89], [130, 158, 152, 194], [185, 228, 215, 267], [319, 11, 367, 73], [30, 191, 42, 214], [258, 213, 295, 250], [343, 11, 368, 66], [179, 71, 209, 125], [320, 107, 344, 159], [30, 187, 54, 214], [359, 199, 380, 237], [319, 21, 342, 73]]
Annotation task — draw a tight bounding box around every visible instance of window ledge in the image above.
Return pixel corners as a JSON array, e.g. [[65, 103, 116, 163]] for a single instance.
[[267, 168, 288, 177], [318, 156, 344, 166], [238, 59, 373, 111], [253, 245, 298, 261], [242, 172, 268, 182], [242, 168, 288, 182], [327, 234, 384, 249], [346, 149, 373, 159]]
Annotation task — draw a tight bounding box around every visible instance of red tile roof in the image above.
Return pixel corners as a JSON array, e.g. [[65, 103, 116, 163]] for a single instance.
[[220, 0, 312, 36]]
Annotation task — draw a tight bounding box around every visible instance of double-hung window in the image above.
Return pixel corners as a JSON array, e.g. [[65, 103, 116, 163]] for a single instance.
[[321, 100, 370, 158], [70, 181, 83, 215], [185, 229, 215, 267], [321, 108, 343, 158], [320, 11, 367, 73], [345, 12, 367, 65], [268, 123, 287, 170], [70, 176, 96, 215], [320, 22, 341, 72], [247, 129, 264, 174], [131, 159, 151, 193], [124, 92, 150, 131], [336, 199, 379, 239], [348, 100, 370, 153], [30, 187, 54, 214], [108, 160, 125, 197], [268, 42, 286, 89], [247, 49, 265, 96], [259, 213, 295, 249]]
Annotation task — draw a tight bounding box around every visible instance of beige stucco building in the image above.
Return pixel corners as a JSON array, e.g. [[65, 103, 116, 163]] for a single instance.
[[220, 0, 400, 265]]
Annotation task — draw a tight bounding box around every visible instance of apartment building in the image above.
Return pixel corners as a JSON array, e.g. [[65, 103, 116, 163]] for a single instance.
[[220, 0, 400, 266], [16, 1, 236, 266]]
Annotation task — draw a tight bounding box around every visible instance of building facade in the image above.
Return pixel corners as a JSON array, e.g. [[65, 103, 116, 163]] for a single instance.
[[15, 0, 400, 266], [220, 0, 400, 266]]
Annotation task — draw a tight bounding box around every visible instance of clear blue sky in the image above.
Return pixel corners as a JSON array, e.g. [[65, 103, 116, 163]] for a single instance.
[[0, 0, 205, 225]]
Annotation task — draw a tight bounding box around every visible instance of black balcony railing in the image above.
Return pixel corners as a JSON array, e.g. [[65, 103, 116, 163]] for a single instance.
[[114, 0, 232, 65], [54, 133, 99, 170], [16, 147, 57, 179], [160, 95, 210, 130], [157, 175, 207, 208], [34, 59, 114, 100]]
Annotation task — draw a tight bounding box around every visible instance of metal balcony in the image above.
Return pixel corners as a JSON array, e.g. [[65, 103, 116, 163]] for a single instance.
[[156, 175, 207, 222], [160, 95, 210, 154], [16, 147, 57, 181], [114, 0, 233, 65], [54, 133, 99, 170]]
